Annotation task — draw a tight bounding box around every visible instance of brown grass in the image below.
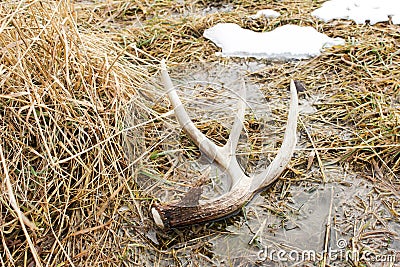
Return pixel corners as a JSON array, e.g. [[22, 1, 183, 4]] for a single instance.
[[0, 1, 152, 266], [1, 0, 399, 266]]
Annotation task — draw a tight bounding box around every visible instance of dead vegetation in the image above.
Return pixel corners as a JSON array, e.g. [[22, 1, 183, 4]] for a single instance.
[[0, 1, 149, 265], [1, 0, 399, 266]]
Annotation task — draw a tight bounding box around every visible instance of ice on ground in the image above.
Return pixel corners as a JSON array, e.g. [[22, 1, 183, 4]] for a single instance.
[[312, 0, 400, 25], [250, 9, 280, 19], [203, 23, 344, 60]]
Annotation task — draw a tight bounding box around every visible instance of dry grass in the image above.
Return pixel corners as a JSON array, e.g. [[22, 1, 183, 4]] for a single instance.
[[1, 0, 399, 266], [0, 1, 153, 266]]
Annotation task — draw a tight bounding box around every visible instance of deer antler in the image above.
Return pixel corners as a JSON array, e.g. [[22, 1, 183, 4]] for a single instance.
[[151, 60, 299, 228]]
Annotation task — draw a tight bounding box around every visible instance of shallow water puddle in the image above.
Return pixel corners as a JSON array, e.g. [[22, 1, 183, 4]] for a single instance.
[[210, 164, 399, 265]]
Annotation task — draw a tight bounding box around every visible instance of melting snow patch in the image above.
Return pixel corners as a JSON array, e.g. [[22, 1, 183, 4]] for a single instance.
[[312, 0, 400, 25], [203, 23, 344, 60], [250, 9, 280, 19], [392, 15, 400, 25]]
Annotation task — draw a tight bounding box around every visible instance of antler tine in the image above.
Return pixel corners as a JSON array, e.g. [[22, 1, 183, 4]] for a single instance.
[[160, 59, 221, 166], [222, 79, 246, 156], [160, 60, 246, 172], [251, 79, 299, 191]]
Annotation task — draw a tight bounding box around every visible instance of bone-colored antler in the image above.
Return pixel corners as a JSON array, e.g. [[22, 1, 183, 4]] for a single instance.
[[151, 60, 298, 228]]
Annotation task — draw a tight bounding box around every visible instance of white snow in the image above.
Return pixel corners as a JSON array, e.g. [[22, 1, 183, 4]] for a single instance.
[[392, 15, 400, 25], [312, 0, 400, 25], [250, 9, 280, 19], [203, 23, 344, 60]]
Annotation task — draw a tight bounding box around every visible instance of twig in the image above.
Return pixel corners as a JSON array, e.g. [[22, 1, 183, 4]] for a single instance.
[[321, 186, 334, 266], [67, 220, 112, 238], [0, 144, 42, 267], [299, 117, 327, 183]]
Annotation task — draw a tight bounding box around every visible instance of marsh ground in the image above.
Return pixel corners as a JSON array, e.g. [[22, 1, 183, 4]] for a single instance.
[[1, 1, 399, 266]]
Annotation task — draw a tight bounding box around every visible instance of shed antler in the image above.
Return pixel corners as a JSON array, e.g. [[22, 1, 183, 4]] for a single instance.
[[151, 60, 299, 228]]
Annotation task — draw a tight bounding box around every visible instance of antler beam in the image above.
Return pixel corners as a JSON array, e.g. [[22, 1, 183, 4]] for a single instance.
[[151, 60, 299, 228]]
